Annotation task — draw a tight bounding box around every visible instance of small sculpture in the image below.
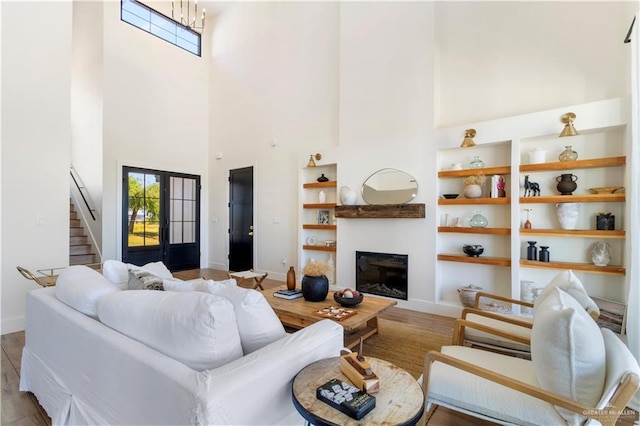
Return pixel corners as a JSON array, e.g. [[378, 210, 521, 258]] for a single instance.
[[524, 175, 540, 197], [340, 338, 380, 393]]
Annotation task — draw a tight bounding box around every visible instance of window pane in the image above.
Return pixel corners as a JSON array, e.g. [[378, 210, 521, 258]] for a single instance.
[[151, 24, 177, 44], [171, 222, 183, 244], [150, 10, 176, 33], [177, 26, 199, 45], [176, 37, 200, 55], [122, 0, 150, 20], [171, 200, 183, 221], [145, 220, 160, 246], [184, 200, 195, 221], [122, 10, 151, 32], [171, 177, 183, 199], [183, 178, 195, 200], [183, 222, 195, 243]]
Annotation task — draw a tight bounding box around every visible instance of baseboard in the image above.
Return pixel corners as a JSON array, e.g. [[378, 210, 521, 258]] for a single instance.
[[1, 316, 25, 335]]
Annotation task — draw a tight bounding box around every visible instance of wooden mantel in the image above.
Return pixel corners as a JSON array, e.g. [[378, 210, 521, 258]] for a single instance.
[[334, 204, 426, 219]]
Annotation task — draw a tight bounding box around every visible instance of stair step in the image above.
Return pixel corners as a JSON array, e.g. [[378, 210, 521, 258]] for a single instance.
[[70, 218, 81, 227], [70, 236, 87, 245], [70, 227, 85, 237], [70, 254, 95, 265], [70, 211, 78, 220], [70, 244, 92, 255]]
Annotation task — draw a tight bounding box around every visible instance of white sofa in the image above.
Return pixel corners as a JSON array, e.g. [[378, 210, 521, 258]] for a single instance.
[[20, 265, 344, 425]]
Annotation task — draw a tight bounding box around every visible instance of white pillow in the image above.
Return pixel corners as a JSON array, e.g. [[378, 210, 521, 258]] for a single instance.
[[162, 278, 236, 293], [141, 261, 173, 279], [209, 285, 286, 354], [531, 287, 605, 424], [534, 270, 600, 319], [56, 265, 121, 317], [102, 259, 130, 290], [97, 291, 243, 371]]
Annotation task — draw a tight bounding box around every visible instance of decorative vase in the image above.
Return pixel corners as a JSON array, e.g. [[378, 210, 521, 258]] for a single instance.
[[539, 246, 550, 262], [317, 174, 329, 182], [339, 186, 357, 205], [470, 211, 488, 228], [526, 241, 537, 261], [596, 213, 615, 230], [286, 266, 296, 291], [558, 145, 578, 162], [301, 275, 329, 302], [591, 242, 612, 266], [457, 285, 483, 307], [556, 173, 578, 195], [318, 190, 326, 203], [463, 184, 482, 199], [556, 202, 581, 230], [470, 156, 485, 169]]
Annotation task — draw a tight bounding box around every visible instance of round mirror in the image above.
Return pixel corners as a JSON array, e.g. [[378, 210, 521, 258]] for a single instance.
[[361, 168, 418, 205]]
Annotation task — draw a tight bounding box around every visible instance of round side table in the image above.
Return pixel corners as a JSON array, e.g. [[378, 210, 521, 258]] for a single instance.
[[292, 356, 424, 426]]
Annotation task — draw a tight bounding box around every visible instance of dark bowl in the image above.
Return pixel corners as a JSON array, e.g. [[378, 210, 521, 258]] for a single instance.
[[442, 194, 459, 199], [333, 292, 364, 307], [463, 244, 484, 257]]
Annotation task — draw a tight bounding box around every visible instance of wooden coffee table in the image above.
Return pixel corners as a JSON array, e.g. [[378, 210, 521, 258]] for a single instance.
[[263, 286, 396, 349], [292, 356, 424, 426]]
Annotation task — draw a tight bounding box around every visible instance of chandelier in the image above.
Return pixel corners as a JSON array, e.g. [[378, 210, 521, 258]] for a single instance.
[[172, 0, 205, 32]]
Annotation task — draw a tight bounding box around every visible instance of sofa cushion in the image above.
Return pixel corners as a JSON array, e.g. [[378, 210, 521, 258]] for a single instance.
[[162, 277, 236, 293], [102, 260, 173, 290], [56, 265, 121, 317], [533, 270, 600, 319], [531, 287, 605, 424], [128, 268, 164, 290], [209, 285, 287, 354], [97, 291, 243, 371]]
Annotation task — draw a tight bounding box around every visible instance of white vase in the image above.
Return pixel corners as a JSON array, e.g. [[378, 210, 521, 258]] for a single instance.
[[318, 190, 326, 203], [555, 203, 581, 230], [463, 184, 482, 199], [340, 186, 357, 205]]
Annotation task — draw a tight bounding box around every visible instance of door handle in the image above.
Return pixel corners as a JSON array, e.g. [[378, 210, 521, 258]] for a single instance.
[[248, 232, 253, 236]]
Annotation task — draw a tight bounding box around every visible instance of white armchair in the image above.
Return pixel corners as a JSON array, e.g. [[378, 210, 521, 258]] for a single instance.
[[421, 287, 639, 426]]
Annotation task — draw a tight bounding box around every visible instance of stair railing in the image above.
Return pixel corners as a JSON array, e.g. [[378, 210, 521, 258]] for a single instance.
[[70, 165, 102, 262]]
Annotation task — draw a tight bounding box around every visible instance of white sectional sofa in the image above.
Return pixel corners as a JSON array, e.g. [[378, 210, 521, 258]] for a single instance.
[[20, 265, 344, 425]]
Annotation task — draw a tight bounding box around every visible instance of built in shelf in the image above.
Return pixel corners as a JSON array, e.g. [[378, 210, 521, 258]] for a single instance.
[[438, 227, 511, 235], [303, 181, 338, 189], [519, 156, 626, 172], [438, 166, 511, 178], [334, 204, 425, 219], [438, 197, 510, 205], [519, 194, 625, 203], [520, 259, 625, 276], [302, 224, 337, 230], [437, 253, 511, 267], [520, 229, 625, 239], [303, 203, 337, 209], [302, 244, 336, 252]]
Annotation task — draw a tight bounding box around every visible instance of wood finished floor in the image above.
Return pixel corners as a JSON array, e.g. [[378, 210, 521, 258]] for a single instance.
[[2, 268, 637, 425]]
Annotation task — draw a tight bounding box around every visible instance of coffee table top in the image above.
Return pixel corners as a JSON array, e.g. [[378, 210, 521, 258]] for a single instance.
[[292, 356, 424, 426], [263, 286, 396, 331]]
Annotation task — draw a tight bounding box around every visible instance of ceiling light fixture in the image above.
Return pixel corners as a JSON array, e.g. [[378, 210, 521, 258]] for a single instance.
[[171, 0, 205, 32], [460, 129, 477, 148], [559, 112, 579, 137]]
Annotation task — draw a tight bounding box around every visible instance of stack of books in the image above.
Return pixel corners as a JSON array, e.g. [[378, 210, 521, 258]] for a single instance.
[[273, 289, 303, 300]]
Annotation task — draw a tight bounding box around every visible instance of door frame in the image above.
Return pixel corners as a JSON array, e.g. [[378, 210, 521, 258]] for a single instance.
[[227, 163, 258, 271]]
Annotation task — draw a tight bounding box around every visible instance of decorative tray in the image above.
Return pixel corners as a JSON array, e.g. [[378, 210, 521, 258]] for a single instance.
[[313, 305, 358, 321]]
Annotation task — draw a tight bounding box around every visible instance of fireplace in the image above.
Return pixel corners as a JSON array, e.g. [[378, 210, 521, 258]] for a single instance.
[[355, 251, 408, 300]]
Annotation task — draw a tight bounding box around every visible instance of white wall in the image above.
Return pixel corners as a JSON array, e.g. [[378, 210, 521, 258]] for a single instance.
[[208, 2, 340, 279], [1, 1, 73, 333]]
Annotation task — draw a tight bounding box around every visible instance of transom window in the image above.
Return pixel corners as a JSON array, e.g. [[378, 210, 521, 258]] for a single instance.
[[121, 0, 201, 56]]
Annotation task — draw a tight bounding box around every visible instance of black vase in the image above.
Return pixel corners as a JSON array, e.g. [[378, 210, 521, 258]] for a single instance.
[[301, 275, 329, 302], [527, 241, 537, 261], [556, 173, 578, 195]]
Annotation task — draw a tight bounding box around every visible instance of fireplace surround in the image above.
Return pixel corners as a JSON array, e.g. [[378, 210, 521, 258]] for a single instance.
[[355, 251, 408, 300]]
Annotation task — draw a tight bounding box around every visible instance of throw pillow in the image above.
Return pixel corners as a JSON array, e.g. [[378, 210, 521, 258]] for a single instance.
[[140, 261, 173, 279], [531, 287, 605, 425], [56, 265, 121, 317], [162, 277, 236, 293], [208, 285, 286, 354], [97, 291, 243, 371], [128, 268, 164, 290], [533, 270, 600, 319], [102, 259, 130, 290]]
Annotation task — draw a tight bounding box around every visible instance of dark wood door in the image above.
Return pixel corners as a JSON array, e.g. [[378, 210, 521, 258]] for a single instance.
[[228, 167, 253, 271], [122, 167, 200, 271]]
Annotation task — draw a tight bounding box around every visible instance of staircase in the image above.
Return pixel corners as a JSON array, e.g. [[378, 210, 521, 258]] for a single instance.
[[70, 200, 97, 266]]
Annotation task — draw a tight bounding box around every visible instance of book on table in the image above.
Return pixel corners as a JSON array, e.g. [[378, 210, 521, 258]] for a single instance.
[[273, 289, 303, 300], [316, 378, 376, 420]]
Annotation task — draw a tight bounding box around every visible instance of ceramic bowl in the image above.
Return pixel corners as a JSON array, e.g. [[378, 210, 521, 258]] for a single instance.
[[462, 244, 484, 257], [333, 292, 364, 307], [442, 194, 459, 199]]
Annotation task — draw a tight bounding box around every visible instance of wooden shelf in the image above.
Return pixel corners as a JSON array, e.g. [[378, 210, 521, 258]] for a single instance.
[[438, 197, 510, 205], [303, 203, 337, 209], [303, 224, 337, 230], [520, 229, 625, 239], [519, 194, 625, 203], [519, 259, 625, 276], [438, 166, 511, 178], [519, 156, 625, 172], [334, 204, 425, 219], [437, 253, 511, 267], [302, 244, 336, 252], [303, 181, 337, 189], [438, 227, 511, 235]]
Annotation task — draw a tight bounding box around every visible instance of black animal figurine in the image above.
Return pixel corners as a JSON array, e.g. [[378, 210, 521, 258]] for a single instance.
[[524, 175, 540, 197]]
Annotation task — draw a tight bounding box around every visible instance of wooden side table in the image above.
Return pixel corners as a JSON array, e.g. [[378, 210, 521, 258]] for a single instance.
[[292, 356, 424, 426], [227, 270, 268, 290]]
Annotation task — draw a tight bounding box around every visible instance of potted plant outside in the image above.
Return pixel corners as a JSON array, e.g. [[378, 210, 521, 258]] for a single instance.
[[301, 261, 331, 302]]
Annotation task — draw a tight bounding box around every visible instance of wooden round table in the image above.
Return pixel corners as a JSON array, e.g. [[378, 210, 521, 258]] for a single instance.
[[292, 356, 424, 426]]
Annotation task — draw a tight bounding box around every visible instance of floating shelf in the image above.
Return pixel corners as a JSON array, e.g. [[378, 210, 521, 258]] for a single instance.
[[438, 227, 511, 235], [520, 229, 625, 239], [519, 194, 625, 203], [437, 253, 511, 267], [520, 259, 625, 276], [519, 156, 625, 172], [334, 204, 425, 219], [438, 166, 511, 178], [438, 197, 510, 205], [302, 224, 337, 230], [302, 244, 336, 252], [303, 203, 337, 209], [303, 181, 337, 189]]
